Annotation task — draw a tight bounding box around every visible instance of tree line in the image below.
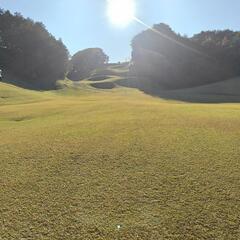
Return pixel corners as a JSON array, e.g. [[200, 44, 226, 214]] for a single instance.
[[0, 8, 240, 90], [0, 9, 69, 89], [0, 9, 108, 89], [131, 23, 240, 91]]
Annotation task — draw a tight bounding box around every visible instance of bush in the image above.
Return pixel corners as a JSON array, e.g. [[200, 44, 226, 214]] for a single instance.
[[68, 48, 109, 81]]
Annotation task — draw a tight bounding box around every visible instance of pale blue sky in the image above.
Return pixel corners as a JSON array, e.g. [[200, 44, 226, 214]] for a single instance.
[[0, 0, 239, 62]]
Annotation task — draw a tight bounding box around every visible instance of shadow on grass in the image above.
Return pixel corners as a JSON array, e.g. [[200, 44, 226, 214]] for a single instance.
[[1, 72, 57, 91], [91, 82, 116, 89], [116, 77, 240, 104], [145, 90, 240, 103]]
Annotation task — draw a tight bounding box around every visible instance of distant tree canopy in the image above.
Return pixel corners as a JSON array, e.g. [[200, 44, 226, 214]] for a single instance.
[[192, 30, 240, 74], [131, 23, 240, 91], [68, 48, 109, 81], [0, 9, 69, 89]]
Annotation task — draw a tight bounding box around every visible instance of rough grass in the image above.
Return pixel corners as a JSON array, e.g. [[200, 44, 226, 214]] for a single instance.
[[0, 81, 240, 239]]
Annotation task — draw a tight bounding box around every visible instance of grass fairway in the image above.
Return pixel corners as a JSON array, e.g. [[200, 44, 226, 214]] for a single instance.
[[0, 82, 240, 239]]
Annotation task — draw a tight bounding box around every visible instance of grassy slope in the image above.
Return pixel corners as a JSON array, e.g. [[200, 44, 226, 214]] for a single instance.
[[70, 64, 240, 103], [0, 78, 240, 239], [0, 82, 50, 105], [161, 77, 240, 103], [178, 76, 240, 96]]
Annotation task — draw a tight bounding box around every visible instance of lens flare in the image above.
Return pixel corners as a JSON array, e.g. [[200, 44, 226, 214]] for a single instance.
[[107, 0, 136, 27]]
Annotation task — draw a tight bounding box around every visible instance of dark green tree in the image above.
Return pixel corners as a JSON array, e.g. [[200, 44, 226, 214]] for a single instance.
[[131, 23, 238, 91], [0, 9, 69, 89], [68, 48, 109, 81], [192, 30, 240, 74]]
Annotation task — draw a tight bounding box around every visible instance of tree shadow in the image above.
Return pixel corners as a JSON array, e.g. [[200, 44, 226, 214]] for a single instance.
[[117, 77, 240, 104], [143, 89, 240, 104], [1, 72, 56, 91]]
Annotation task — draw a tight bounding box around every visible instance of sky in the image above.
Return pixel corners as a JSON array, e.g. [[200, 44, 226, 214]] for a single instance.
[[0, 0, 240, 62]]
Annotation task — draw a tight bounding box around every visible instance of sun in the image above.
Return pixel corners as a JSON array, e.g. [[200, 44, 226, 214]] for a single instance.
[[107, 0, 136, 27]]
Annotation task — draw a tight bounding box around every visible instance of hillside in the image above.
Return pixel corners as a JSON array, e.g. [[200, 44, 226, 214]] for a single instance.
[[152, 77, 240, 103], [0, 82, 50, 105], [176, 76, 240, 95], [0, 75, 240, 239], [61, 64, 240, 103]]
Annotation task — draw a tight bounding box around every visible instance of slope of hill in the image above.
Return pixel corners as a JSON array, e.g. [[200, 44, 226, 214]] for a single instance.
[[178, 76, 240, 96], [67, 64, 240, 103], [152, 77, 240, 103], [0, 73, 240, 239], [0, 82, 49, 105]]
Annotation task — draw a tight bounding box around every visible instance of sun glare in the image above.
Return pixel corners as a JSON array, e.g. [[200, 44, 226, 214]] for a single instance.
[[107, 0, 136, 27]]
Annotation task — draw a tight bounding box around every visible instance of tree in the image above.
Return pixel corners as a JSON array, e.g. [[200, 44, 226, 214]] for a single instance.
[[0, 9, 69, 89], [192, 30, 240, 74], [68, 48, 109, 81], [131, 23, 237, 91]]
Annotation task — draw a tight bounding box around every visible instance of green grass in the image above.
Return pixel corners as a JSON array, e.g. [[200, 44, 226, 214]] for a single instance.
[[0, 79, 240, 239]]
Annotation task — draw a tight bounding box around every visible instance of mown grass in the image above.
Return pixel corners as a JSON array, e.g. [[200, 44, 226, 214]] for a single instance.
[[0, 82, 240, 239]]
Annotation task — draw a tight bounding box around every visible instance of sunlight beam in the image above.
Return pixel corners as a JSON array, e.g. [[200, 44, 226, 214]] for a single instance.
[[133, 17, 212, 59]]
